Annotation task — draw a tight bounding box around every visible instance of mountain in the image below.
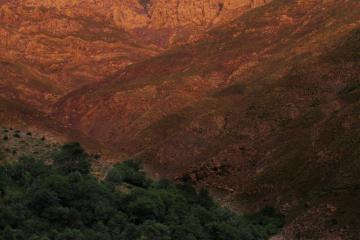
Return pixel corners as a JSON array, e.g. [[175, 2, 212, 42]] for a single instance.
[[0, 1, 158, 94], [0, 0, 270, 152], [0, 0, 159, 146], [53, 0, 360, 238], [0, 0, 267, 120], [1, 0, 360, 239], [19, 0, 270, 47]]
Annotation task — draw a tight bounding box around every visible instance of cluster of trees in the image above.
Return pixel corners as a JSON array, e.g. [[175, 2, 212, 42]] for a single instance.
[[0, 142, 283, 240]]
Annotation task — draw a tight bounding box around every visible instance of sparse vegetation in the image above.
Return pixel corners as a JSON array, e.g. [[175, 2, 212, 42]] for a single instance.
[[0, 128, 58, 164], [338, 82, 360, 95], [13, 133, 20, 138]]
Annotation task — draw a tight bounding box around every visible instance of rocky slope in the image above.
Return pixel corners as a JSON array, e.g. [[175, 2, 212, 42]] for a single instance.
[[0, 0, 268, 112], [0, 0, 272, 152], [0, 1, 158, 95], [20, 0, 270, 46], [1, 0, 360, 238], [0, 0, 271, 150], [21, 0, 270, 42], [54, 0, 360, 238]]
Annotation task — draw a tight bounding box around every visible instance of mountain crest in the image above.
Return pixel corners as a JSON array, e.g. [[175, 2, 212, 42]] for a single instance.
[[20, 0, 270, 30]]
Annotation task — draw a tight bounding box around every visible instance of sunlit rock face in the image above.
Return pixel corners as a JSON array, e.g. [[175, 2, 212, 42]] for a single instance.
[[0, 0, 157, 95], [0, 0, 270, 100], [20, 0, 270, 33], [146, 0, 268, 29], [21, 0, 149, 29], [0, 0, 270, 119]]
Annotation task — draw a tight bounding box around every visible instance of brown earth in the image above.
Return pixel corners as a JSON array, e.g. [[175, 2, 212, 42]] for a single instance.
[[0, 0, 267, 114], [1, 0, 360, 239], [54, 0, 360, 239], [0, 1, 158, 94]]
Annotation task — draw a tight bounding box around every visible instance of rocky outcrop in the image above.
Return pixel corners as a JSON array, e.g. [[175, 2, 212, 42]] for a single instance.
[[147, 0, 270, 28], [19, 0, 271, 44], [21, 0, 269, 27]]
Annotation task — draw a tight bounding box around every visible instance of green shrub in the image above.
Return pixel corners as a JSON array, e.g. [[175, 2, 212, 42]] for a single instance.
[[106, 160, 150, 187], [55, 228, 85, 240], [0, 145, 283, 240], [53, 142, 91, 175], [0, 151, 5, 161]]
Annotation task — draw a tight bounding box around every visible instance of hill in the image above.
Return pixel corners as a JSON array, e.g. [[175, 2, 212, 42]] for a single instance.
[[0, 0, 267, 138], [54, 0, 360, 238], [1, 0, 359, 238]]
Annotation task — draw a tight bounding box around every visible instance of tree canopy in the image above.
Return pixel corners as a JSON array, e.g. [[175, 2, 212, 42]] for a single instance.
[[0, 143, 283, 240]]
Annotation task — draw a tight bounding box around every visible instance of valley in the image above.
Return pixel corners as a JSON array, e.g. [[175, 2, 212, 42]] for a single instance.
[[0, 0, 360, 239]]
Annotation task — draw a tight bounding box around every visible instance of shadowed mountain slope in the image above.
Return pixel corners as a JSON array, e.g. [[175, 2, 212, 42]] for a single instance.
[[54, 0, 360, 238]]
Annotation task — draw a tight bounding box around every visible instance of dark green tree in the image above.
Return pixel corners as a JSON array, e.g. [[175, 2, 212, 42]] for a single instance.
[[55, 229, 84, 240], [106, 160, 150, 187], [53, 142, 91, 175]]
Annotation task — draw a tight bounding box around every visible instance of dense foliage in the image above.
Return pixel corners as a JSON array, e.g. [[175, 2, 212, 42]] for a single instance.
[[0, 142, 283, 240]]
